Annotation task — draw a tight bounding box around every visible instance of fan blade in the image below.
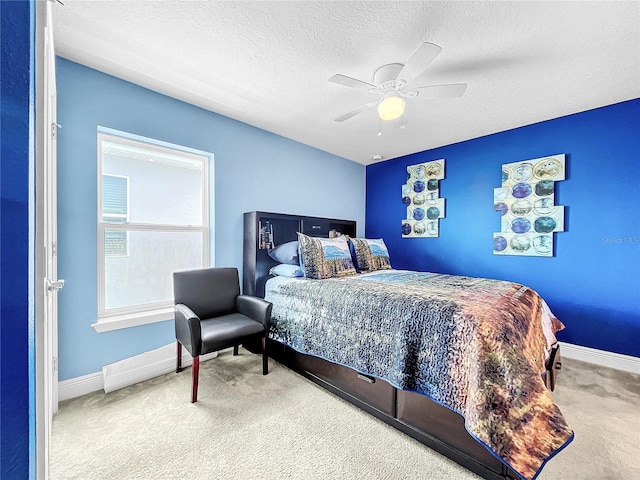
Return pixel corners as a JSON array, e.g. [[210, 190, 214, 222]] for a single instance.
[[407, 83, 467, 99], [329, 74, 378, 92], [395, 42, 442, 90], [334, 101, 379, 122]]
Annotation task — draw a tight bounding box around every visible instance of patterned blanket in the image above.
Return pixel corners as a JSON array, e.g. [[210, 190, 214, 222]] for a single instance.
[[265, 270, 573, 480]]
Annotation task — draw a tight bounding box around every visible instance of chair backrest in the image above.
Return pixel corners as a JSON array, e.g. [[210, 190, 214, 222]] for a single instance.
[[173, 267, 240, 319]]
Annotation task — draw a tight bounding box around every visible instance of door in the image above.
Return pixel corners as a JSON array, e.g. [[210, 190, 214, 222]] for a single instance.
[[42, 0, 63, 475]]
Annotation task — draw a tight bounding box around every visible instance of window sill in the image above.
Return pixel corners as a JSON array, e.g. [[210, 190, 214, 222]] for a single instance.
[[92, 306, 174, 333]]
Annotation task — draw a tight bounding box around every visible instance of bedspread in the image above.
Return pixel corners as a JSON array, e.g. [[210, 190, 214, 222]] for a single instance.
[[265, 270, 573, 480]]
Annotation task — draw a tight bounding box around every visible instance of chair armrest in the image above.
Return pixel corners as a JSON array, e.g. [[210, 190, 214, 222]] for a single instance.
[[174, 303, 202, 356], [236, 295, 273, 329]]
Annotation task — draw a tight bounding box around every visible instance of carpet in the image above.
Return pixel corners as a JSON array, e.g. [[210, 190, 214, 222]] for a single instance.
[[51, 351, 640, 480]]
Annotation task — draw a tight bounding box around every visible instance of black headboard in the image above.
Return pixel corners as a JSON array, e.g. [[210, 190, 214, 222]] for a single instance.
[[243, 211, 356, 297]]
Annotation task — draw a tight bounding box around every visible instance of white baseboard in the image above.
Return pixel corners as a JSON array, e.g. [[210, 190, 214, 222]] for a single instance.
[[102, 343, 218, 393], [59, 371, 104, 402], [559, 342, 640, 374], [58, 343, 221, 401]]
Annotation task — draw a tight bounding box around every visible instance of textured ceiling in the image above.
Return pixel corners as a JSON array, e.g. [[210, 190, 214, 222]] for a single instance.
[[52, 1, 640, 165]]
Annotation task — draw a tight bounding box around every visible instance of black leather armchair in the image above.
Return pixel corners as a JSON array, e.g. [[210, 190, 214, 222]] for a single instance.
[[173, 267, 272, 403]]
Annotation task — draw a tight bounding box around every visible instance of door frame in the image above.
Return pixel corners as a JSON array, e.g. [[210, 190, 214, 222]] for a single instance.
[[35, 1, 60, 478]]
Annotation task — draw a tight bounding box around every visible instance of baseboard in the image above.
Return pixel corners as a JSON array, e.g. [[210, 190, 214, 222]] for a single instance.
[[58, 343, 221, 400], [102, 343, 219, 393], [559, 342, 639, 374], [59, 371, 104, 402]]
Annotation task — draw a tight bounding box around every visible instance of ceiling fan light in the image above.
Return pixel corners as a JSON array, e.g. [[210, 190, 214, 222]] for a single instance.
[[378, 96, 405, 121]]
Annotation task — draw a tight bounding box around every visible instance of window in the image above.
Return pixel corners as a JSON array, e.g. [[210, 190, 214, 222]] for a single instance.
[[95, 128, 212, 332]]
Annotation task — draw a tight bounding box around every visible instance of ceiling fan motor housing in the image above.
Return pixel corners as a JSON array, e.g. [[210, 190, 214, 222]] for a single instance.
[[374, 63, 404, 90]]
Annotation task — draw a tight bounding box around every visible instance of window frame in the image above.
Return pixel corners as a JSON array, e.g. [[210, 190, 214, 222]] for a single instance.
[[94, 127, 212, 333]]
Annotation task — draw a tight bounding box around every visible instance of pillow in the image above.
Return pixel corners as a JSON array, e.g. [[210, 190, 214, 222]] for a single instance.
[[349, 238, 392, 273], [297, 233, 356, 279], [267, 241, 299, 265], [269, 263, 303, 278]]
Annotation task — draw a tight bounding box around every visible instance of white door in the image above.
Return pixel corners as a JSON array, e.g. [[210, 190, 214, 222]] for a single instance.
[[42, 0, 63, 475]]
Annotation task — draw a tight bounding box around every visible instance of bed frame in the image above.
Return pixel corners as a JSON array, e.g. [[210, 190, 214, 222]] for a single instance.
[[243, 211, 560, 480]]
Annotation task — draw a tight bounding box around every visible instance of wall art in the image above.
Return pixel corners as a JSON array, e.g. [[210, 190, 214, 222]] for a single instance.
[[493, 154, 566, 256], [402, 159, 445, 238]]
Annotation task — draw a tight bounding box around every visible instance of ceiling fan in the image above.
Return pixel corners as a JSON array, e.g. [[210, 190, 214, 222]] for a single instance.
[[329, 42, 467, 130]]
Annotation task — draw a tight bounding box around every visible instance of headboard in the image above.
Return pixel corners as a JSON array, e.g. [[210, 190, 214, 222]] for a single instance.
[[243, 211, 357, 298]]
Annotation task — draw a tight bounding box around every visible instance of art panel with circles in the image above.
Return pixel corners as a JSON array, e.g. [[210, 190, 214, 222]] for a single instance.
[[493, 154, 565, 257], [402, 159, 445, 238]]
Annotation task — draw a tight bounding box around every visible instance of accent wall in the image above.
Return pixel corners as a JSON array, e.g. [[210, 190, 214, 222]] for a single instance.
[[1, 1, 35, 478], [56, 58, 365, 381], [366, 99, 640, 358]]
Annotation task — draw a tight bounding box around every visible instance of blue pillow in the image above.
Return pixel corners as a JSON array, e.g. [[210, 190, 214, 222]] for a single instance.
[[297, 233, 356, 279], [269, 263, 303, 277], [267, 241, 299, 265], [349, 238, 392, 273]]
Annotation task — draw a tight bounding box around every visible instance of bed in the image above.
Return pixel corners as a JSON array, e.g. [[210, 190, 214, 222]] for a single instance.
[[243, 211, 572, 480]]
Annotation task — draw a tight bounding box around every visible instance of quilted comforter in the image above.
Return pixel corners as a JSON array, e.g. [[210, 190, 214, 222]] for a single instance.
[[265, 270, 573, 480]]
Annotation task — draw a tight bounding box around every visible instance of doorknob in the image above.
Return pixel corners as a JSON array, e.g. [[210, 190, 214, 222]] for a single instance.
[[47, 279, 65, 292]]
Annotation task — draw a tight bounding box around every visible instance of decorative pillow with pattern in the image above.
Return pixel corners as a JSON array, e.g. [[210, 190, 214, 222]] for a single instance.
[[297, 233, 356, 279], [349, 238, 392, 273]]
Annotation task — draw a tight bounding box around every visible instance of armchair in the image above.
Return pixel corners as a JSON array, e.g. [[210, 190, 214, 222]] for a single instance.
[[173, 267, 272, 403]]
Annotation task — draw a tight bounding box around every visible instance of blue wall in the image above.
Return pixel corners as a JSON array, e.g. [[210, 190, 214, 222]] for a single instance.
[[56, 58, 365, 381], [366, 99, 640, 358], [1, 1, 35, 478]]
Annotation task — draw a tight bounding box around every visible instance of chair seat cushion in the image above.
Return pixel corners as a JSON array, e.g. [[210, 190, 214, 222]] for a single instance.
[[200, 313, 265, 354]]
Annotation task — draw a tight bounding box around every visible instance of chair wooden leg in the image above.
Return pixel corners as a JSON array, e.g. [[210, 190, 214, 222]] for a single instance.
[[176, 341, 183, 373], [262, 337, 268, 375], [191, 356, 200, 403], [233, 344, 239, 356]]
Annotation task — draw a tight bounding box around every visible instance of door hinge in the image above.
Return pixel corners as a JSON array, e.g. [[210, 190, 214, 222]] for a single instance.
[[51, 122, 61, 139], [52, 357, 58, 373], [52, 241, 57, 256]]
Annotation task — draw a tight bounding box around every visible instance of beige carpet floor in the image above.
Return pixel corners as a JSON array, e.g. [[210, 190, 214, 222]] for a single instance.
[[51, 351, 640, 480]]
